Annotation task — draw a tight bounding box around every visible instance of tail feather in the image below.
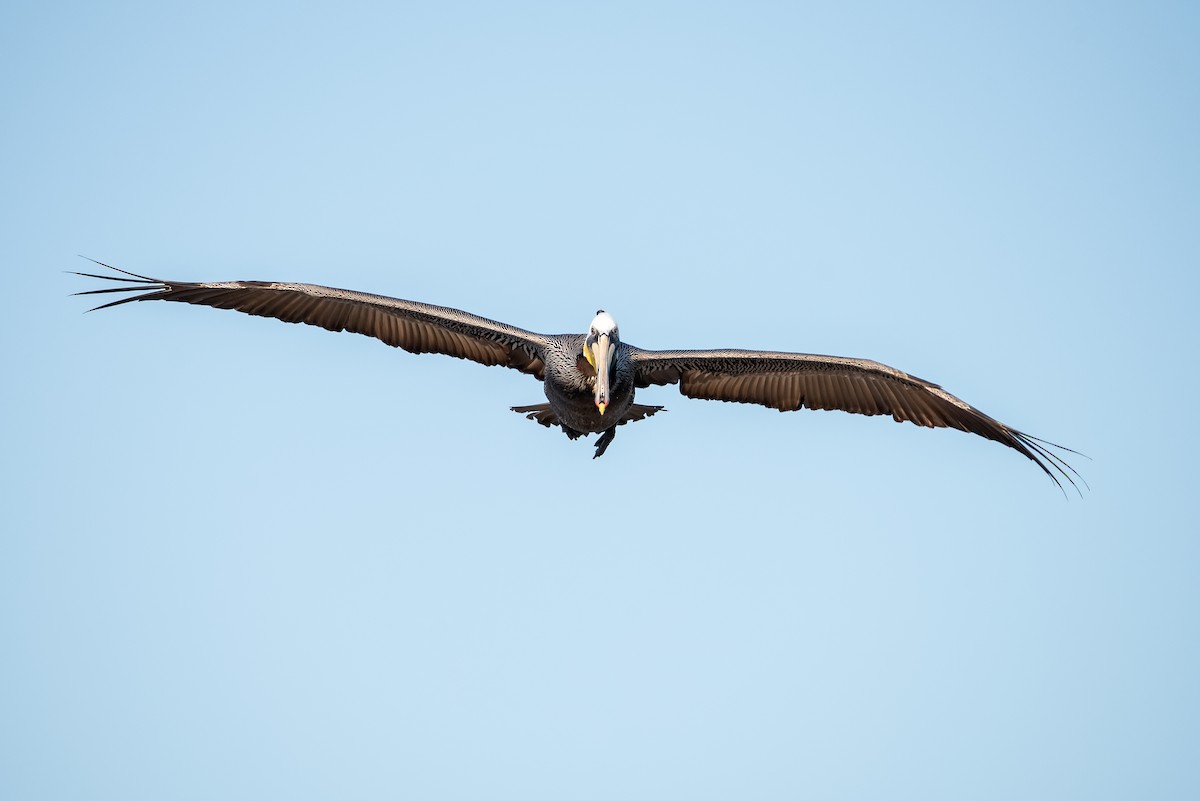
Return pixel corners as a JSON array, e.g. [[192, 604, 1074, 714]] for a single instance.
[[510, 403, 665, 430]]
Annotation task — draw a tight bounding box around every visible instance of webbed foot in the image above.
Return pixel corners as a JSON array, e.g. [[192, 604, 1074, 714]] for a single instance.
[[593, 428, 616, 459]]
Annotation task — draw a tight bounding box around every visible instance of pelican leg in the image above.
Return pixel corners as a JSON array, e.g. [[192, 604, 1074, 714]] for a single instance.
[[593, 427, 617, 459]]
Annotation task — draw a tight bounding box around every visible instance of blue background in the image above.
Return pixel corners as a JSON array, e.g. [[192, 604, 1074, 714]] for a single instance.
[[3, 2, 1197, 799]]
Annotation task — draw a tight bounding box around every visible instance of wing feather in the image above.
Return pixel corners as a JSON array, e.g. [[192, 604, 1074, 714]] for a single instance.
[[75, 261, 547, 379], [630, 346, 1083, 492]]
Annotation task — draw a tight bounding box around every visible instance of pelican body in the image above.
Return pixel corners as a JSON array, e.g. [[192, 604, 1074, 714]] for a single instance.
[[75, 261, 1082, 489]]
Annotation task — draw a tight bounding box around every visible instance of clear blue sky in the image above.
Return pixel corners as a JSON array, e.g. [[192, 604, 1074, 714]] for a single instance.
[[3, 2, 1197, 799]]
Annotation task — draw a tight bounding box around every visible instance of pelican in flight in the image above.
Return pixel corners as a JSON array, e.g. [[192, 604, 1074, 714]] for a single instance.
[[75, 261, 1082, 491]]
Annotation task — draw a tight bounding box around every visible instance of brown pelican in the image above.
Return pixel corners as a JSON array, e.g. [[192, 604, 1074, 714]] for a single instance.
[[74, 261, 1082, 491]]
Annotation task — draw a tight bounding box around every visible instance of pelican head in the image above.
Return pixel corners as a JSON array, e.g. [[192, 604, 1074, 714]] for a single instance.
[[585, 309, 619, 415]]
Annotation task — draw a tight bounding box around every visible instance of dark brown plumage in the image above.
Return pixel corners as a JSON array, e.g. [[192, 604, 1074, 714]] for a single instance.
[[629, 348, 1081, 490], [75, 260, 1083, 491]]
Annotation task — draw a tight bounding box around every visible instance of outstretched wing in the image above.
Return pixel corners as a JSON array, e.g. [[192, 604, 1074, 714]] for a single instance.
[[630, 346, 1083, 492], [75, 260, 548, 379]]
